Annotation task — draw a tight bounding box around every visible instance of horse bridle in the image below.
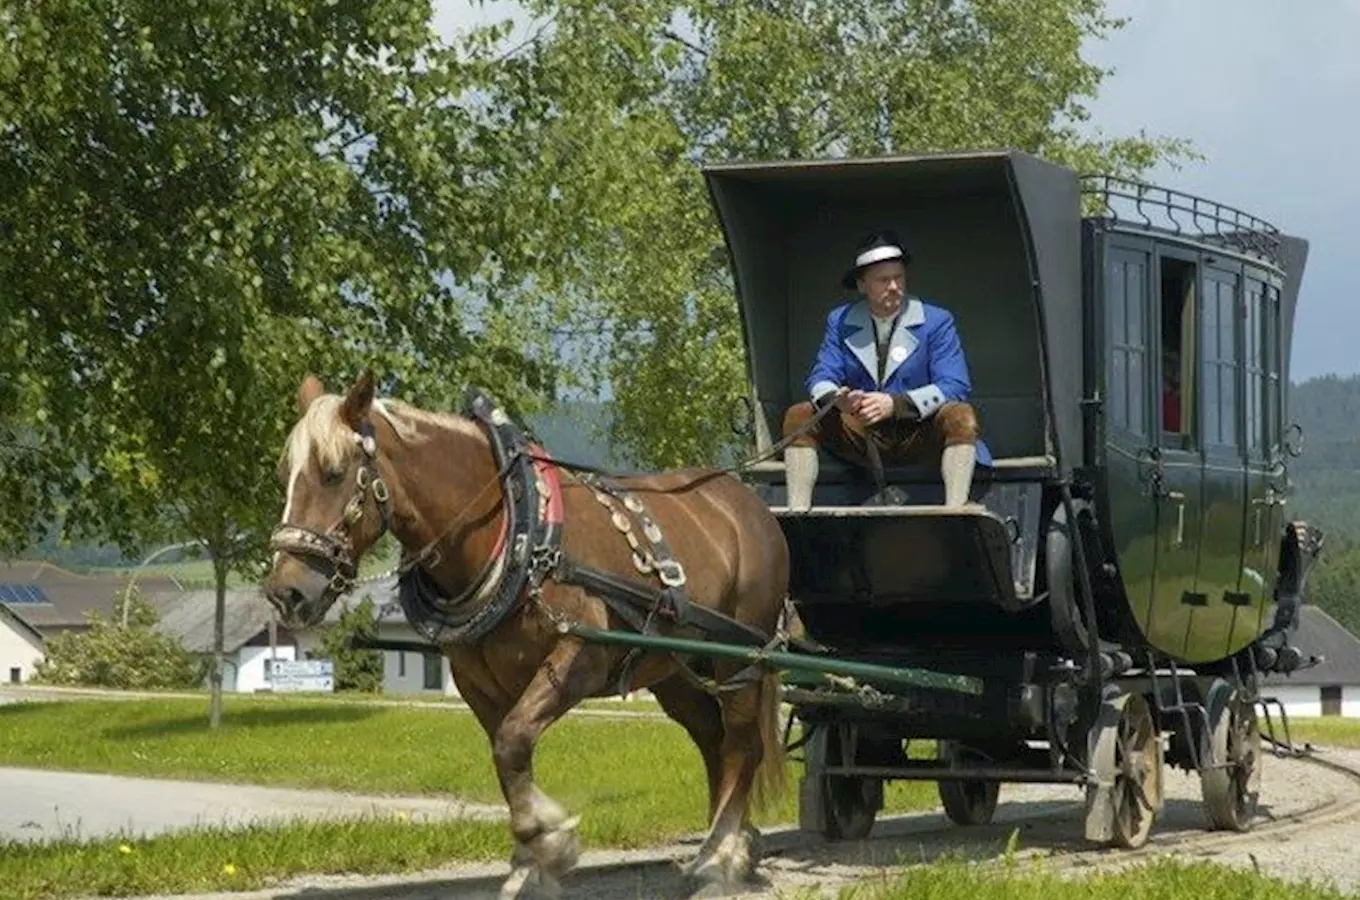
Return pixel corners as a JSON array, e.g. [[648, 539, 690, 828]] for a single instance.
[[269, 420, 393, 602]]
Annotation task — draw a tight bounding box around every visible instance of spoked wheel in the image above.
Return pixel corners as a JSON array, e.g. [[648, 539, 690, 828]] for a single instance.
[[937, 741, 1000, 827], [1085, 691, 1163, 849], [798, 723, 883, 841], [1201, 682, 1263, 832]]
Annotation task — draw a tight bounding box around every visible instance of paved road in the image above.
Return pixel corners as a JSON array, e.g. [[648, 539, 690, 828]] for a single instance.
[[0, 767, 504, 845]]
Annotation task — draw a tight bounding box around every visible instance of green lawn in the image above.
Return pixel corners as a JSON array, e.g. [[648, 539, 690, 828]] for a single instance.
[[0, 695, 937, 848], [1280, 716, 1360, 750], [850, 856, 1349, 900]]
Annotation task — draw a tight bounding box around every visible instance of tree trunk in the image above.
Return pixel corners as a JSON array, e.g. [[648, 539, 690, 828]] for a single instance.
[[209, 555, 227, 729]]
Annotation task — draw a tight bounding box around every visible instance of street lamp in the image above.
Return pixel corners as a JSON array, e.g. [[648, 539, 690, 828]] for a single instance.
[[120, 539, 205, 627]]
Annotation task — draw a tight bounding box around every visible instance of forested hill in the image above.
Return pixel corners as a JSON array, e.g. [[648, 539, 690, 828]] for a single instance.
[[1286, 374, 1360, 538], [1286, 374, 1360, 635]]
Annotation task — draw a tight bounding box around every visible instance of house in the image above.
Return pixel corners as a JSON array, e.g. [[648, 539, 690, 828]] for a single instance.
[[1262, 605, 1360, 718], [0, 560, 184, 684], [0, 598, 45, 683], [150, 588, 301, 693], [303, 576, 459, 698], [146, 577, 459, 697]]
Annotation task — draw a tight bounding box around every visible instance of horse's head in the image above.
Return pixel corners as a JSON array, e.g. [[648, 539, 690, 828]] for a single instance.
[[264, 371, 394, 628]]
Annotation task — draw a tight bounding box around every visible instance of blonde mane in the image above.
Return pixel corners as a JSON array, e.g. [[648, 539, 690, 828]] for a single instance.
[[283, 392, 483, 475]]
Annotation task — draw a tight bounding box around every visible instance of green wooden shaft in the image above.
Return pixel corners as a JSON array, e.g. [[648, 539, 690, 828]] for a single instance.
[[561, 623, 984, 695]]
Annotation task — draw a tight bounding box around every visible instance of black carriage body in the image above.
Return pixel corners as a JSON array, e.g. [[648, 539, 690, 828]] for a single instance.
[[701, 149, 1311, 680]]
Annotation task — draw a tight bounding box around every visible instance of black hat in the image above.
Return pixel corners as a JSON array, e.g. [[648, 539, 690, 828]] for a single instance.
[[841, 230, 911, 290]]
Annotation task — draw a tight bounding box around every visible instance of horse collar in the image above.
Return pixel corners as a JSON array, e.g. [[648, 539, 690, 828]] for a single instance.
[[396, 389, 563, 645]]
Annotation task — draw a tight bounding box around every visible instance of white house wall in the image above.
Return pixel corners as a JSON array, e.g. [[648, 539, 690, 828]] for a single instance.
[[0, 619, 44, 684], [1260, 683, 1360, 718], [292, 620, 457, 696]]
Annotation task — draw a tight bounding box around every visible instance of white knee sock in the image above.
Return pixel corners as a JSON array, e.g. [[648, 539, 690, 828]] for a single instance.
[[941, 443, 976, 507], [784, 445, 819, 511]]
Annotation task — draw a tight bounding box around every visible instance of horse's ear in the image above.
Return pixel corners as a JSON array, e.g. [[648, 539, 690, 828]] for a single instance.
[[340, 369, 376, 428], [297, 374, 325, 416]]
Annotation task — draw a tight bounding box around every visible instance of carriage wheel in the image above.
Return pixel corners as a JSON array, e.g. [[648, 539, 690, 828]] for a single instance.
[[1201, 683, 1263, 832], [1086, 692, 1162, 849], [937, 742, 1000, 827], [823, 771, 882, 841], [798, 723, 882, 841]]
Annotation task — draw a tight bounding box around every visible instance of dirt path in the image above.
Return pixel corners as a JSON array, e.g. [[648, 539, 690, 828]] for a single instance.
[[106, 745, 1360, 900]]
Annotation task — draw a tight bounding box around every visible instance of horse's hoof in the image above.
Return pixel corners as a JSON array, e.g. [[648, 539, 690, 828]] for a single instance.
[[527, 818, 580, 878], [499, 864, 562, 900]]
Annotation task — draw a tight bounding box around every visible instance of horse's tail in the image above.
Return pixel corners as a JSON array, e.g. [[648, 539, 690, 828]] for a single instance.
[[751, 668, 788, 814]]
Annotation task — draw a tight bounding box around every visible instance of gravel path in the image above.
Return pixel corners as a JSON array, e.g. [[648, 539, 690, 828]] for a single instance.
[[104, 744, 1360, 900]]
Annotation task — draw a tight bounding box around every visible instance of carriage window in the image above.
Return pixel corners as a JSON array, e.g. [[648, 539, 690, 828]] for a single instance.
[[1201, 268, 1240, 449], [1244, 277, 1266, 454], [1265, 284, 1282, 454], [1159, 257, 1196, 440], [1108, 251, 1149, 437]]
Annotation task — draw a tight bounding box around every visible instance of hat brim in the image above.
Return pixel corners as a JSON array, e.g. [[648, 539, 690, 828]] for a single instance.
[[840, 252, 912, 291]]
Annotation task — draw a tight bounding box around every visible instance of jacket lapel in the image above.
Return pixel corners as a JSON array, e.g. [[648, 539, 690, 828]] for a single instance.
[[841, 301, 878, 383], [881, 297, 925, 384]]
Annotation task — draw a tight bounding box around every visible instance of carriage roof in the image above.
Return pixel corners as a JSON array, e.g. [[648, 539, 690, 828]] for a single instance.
[[701, 149, 1308, 477]]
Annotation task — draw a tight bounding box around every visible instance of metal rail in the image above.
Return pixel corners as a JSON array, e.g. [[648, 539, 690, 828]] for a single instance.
[[559, 623, 985, 695], [1080, 173, 1283, 268]]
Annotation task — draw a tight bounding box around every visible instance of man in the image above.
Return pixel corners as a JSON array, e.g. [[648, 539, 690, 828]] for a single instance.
[[781, 230, 992, 510]]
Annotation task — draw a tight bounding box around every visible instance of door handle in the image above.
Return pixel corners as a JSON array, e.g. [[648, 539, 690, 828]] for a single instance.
[[1164, 490, 1186, 547]]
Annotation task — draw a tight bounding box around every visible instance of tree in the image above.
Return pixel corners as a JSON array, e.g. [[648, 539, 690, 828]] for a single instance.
[[32, 587, 204, 690], [311, 595, 385, 694], [1, 1, 556, 726], [459, 0, 1197, 468]]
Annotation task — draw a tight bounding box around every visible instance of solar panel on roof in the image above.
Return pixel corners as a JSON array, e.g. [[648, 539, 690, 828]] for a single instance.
[[0, 584, 50, 604]]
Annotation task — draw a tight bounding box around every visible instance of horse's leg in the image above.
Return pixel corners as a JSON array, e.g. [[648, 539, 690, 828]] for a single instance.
[[650, 673, 725, 825], [494, 635, 606, 900], [684, 668, 784, 893], [446, 649, 541, 870]]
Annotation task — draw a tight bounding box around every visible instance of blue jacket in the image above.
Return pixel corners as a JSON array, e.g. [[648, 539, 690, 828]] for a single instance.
[[806, 296, 992, 466]]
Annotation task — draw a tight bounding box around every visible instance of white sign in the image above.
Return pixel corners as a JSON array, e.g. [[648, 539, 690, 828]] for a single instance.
[[269, 659, 335, 693]]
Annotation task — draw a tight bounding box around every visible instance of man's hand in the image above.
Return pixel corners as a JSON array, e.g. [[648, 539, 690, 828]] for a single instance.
[[852, 391, 895, 426]]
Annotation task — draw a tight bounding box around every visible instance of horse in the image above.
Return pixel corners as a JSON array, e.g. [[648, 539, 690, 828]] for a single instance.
[[263, 371, 793, 899]]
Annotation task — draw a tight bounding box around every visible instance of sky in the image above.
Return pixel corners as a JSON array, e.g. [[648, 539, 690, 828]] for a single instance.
[[430, 1, 1359, 384]]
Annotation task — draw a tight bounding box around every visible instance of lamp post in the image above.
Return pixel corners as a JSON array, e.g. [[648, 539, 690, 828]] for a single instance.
[[121, 539, 204, 627]]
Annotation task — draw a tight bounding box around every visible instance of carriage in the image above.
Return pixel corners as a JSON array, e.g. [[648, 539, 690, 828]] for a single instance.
[[698, 149, 1326, 847]]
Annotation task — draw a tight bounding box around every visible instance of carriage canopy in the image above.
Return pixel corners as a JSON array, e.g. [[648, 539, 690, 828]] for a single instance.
[[702, 149, 1084, 475]]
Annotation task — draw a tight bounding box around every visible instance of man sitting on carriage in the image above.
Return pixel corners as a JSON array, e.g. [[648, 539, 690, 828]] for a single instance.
[[781, 230, 992, 510]]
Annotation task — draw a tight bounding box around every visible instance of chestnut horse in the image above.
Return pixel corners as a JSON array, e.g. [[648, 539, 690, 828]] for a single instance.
[[263, 371, 791, 898]]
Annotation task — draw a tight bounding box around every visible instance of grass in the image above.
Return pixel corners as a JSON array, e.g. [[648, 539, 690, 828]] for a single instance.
[[0, 694, 936, 852], [836, 855, 1351, 900], [1281, 716, 1360, 750], [1, 816, 511, 900]]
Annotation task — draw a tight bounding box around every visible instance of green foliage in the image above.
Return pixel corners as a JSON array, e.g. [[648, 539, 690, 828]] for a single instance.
[[1281, 375, 1360, 635], [31, 589, 204, 690], [0, 0, 557, 560], [460, 0, 1195, 468], [310, 596, 384, 694]]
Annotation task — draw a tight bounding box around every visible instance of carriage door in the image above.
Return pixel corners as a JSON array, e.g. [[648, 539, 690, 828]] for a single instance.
[[1234, 269, 1288, 654], [1142, 246, 1206, 660], [1103, 240, 1158, 642], [1188, 257, 1249, 662]]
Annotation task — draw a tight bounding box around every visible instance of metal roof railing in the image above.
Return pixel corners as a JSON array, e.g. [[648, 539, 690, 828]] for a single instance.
[[1080, 174, 1283, 269]]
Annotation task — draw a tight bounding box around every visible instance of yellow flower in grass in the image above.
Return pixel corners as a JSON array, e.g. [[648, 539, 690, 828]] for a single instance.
[[222, 863, 238, 876], [394, 810, 410, 822], [118, 844, 134, 854]]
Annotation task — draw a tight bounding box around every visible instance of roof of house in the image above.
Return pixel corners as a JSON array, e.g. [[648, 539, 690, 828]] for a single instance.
[[150, 589, 279, 654], [1264, 605, 1360, 687], [0, 559, 184, 631]]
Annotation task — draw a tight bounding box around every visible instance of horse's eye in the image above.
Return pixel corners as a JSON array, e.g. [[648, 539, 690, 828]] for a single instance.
[[321, 468, 345, 486]]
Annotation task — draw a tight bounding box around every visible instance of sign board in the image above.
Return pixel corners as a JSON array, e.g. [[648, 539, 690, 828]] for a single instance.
[[268, 659, 335, 693]]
